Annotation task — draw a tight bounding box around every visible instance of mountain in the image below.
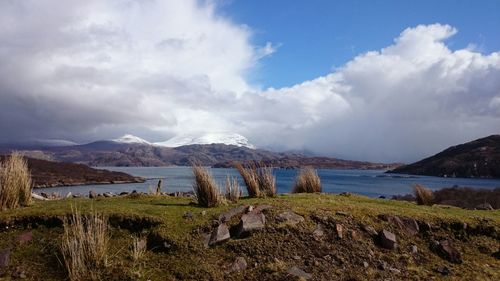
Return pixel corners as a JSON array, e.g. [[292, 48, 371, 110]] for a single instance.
[[114, 134, 152, 145], [0, 156, 144, 188], [154, 132, 255, 149], [389, 135, 500, 178], [0, 141, 399, 169]]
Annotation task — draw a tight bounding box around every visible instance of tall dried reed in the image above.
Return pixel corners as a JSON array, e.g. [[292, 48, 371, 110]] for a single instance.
[[192, 163, 223, 207], [293, 167, 322, 193], [235, 162, 276, 197], [413, 184, 434, 206], [225, 175, 241, 203], [0, 152, 32, 210], [60, 207, 109, 281]]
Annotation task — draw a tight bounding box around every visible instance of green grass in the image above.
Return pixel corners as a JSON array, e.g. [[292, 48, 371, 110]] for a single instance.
[[0, 193, 498, 280]]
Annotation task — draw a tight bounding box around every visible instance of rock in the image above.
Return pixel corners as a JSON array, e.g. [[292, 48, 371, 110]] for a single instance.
[[377, 260, 388, 270], [209, 224, 230, 246], [0, 249, 10, 267], [348, 229, 359, 240], [335, 211, 349, 216], [32, 193, 49, 201], [183, 211, 194, 220], [378, 229, 397, 250], [475, 203, 493, 210], [237, 212, 266, 237], [401, 217, 419, 236], [65, 192, 72, 198], [313, 224, 324, 240], [410, 245, 418, 254], [72, 194, 82, 198], [276, 211, 305, 226], [103, 192, 114, 198], [363, 261, 369, 268], [292, 255, 301, 260], [362, 225, 378, 236], [340, 192, 352, 197], [435, 265, 452, 275], [89, 190, 97, 199], [335, 223, 344, 239], [218, 205, 247, 222], [286, 266, 312, 280], [18, 231, 33, 244], [12, 266, 26, 279], [40, 192, 49, 199], [119, 191, 129, 196], [201, 211, 207, 216], [226, 257, 247, 273], [432, 239, 462, 264]]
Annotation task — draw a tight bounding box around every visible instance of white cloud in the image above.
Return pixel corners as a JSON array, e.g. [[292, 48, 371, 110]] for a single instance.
[[0, 1, 499, 163]]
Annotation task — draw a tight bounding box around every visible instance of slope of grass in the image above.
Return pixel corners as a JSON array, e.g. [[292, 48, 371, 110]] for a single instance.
[[0, 194, 498, 280]]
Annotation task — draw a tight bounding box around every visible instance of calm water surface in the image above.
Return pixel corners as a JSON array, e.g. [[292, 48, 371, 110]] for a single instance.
[[34, 167, 500, 198]]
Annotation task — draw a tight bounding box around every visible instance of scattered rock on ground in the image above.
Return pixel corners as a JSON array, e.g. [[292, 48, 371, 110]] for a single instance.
[[226, 256, 247, 273], [218, 205, 247, 222], [378, 229, 397, 250], [475, 203, 493, 210], [286, 266, 312, 280], [236, 212, 266, 237], [276, 211, 305, 226], [209, 223, 230, 246], [336, 211, 349, 216], [313, 224, 324, 240], [363, 261, 369, 268], [253, 204, 273, 213], [432, 239, 462, 264], [435, 265, 453, 275], [335, 223, 344, 239], [103, 192, 114, 198], [362, 225, 378, 236], [0, 249, 10, 267], [410, 245, 418, 254]]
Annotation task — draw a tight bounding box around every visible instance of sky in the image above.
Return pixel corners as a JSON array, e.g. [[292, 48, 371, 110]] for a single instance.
[[0, 0, 499, 163]]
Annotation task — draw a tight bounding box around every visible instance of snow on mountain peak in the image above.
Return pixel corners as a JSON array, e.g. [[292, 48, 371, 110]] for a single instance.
[[113, 134, 151, 145], [154, 132, 255, 149]]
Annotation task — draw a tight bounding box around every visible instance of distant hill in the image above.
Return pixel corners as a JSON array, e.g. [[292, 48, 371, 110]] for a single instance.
[[0, 156, 144, 188], [389, 135, 500, 178], [0, 141, 399, 170]]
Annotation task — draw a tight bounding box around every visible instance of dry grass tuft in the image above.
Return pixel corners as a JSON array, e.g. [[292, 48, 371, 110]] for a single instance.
[[131, 236, 147, 263], [0, 152, 32, 210], [293, 167, 322, 193], [60, 207, 109, 281], [192, 163, 223, 207], [235, 162, 276, 197], [225, 175, 241, 203], [413, 184, 434, 206]]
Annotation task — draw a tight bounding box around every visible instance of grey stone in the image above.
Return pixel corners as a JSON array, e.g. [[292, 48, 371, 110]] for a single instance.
[[227, 257, 247, 273], [432, 239, 462, 264], [435, 265, 452, 275], [0, 248, 10, 267], [276, 211, 304, 226], [336, 211, 349, 216], [236, 212, 266, 237], [335, 223, 344, 239], [475, 203, 494, 210], [103, 192, 114, 198], [401, 217, 420, 236], [362, 225, 378, 236], [89, 190, 97, 199], [209, 224, 230, 246], [410, 245, 418, 254], [363, 261, 369, 268], [378, 229, 397, 250], [286, 266, 312, 280], [65, 192, 72, 198], [253, 204, 273, 213], [313, 224, 324, 240], [218, 205, 247, 222], [389, 267, 401, 274]]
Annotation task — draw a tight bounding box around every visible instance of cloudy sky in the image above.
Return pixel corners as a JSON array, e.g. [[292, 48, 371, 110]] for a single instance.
[[1, 0, 499, 163]]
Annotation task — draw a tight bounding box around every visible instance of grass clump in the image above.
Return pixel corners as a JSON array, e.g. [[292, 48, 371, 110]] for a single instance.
[[235, 162, 276, 197], [225, 175, 241, 203], [293, 167, 322, 193], [192, 163, 223, 207], [413, 184, 434, 206], [60, 207, 109, 281], [131, 236, 147, 262], [0, 152, 32, 210]]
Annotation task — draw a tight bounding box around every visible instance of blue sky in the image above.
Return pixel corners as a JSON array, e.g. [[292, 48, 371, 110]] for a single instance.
[[222, 0, 500, 88]]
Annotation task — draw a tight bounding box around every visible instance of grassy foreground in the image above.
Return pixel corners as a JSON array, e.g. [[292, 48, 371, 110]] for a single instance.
[[0, 193, 498, 280]]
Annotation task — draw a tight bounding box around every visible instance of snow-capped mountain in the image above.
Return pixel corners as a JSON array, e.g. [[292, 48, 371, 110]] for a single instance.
[[155, 132, 255, 149], [113, 134, 151, 145]]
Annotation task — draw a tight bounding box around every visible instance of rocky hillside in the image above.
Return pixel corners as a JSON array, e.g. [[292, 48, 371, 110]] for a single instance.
[[0, 156, 144, 188], [390, 135, 500, 178], [0, 194, 498, 280], [1, 141, 399, 169]]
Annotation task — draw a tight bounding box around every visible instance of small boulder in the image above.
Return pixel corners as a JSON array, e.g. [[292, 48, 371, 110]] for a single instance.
[[0, 249, 9, 267], [209, 223, 230, 246], [276, 211, 304, 226], [401, 217, 420, 236], [362, 225, 378, 236], [119, 191, 129, 196], [432, 239, 462, 264], [335, 211, 349, 216], [103, 192, 114, 198], [410, 245, 418, 254], [65, 192, 72, 198], [378, 229, 397, 250], [253, 204, 273, 213], [226, 256, 247, 273], [312, 224, 324, 240], [40, 192, 49, 199], [218, 205, 247, 222], [363, 261, 369, 268], [286, 266, 312, 280], [236, 212, 266, 237], [89, 190, 97, 199], [435, 265, 452, 275]]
